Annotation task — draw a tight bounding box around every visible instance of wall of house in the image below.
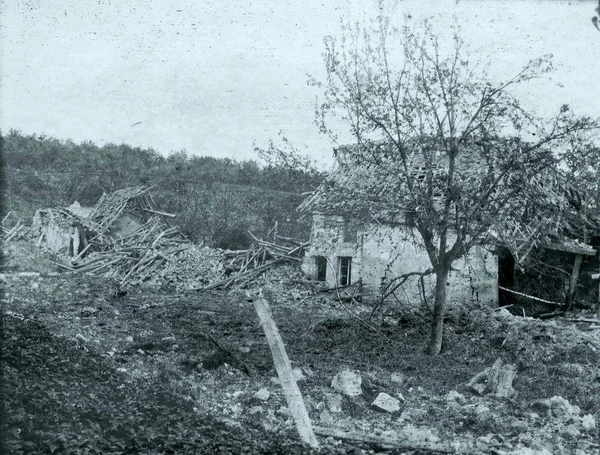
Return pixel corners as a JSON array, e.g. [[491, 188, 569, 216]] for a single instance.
[[302, 214, 498, 307]]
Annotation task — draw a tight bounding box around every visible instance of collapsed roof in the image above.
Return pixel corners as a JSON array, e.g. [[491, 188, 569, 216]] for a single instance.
[[299, 139, 600, 266]]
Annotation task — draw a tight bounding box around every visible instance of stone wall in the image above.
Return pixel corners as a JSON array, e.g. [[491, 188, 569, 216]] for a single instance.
[[302, 214, 498, 306]]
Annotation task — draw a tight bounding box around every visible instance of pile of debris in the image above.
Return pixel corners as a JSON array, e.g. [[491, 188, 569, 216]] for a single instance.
[[17, 187, 308, 291], [22, 186, 223, 289], [203, 224, 309, 291]]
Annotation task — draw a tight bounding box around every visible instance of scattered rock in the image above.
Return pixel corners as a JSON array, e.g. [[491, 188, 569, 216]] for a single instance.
[[0, 273, 6, 283], [560, 424, 581, 439], [232, 391, 244, 398], [446, 390, 466, 403], [270, 368, 306, 385], [160, 336, 176, 343], [530, 399, 551, 415], [398, 407, 427, 423], [331, 370, 362, 397], [390, 372, 407, 385], [75, 333, 89, 343], [319, 409, 334, 423], [372, 392, 400, 413], [125, 336, 134, 342], [581, 414, 596, 431], [467, 358, 516, 398], [81, 307, 99, 317], [253, 388, 270, 401], [326, 393, 343, 413], [239, 346, 250, 354], [31, 282, 40, 290], [548, 396, 580, 420], [230, 404, 243, 415], [248, 406, 263, 415]]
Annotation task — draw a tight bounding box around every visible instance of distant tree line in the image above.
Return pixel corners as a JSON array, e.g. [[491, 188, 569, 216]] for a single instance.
[[2, 130, 323, 248]]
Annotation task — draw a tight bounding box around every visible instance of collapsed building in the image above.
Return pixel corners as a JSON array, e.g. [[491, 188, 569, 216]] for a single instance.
[[29, 186, 225, 289]]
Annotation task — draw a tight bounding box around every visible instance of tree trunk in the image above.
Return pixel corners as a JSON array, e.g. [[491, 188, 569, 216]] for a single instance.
[[428, 269, 449, 355]]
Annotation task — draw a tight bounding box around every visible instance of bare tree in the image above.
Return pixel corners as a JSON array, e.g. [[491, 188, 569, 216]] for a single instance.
[[307, 16, 598, 354]]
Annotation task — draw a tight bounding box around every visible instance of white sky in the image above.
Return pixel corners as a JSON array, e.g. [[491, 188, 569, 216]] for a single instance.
[[1, 0, 599, 168]]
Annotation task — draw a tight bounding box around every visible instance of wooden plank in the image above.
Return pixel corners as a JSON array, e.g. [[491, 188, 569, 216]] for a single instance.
[[1, 211, 12, 224], [252, 296, 319, 449]]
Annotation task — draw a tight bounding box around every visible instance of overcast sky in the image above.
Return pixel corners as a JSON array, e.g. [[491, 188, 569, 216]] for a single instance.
[[1, 0, 599, 168]]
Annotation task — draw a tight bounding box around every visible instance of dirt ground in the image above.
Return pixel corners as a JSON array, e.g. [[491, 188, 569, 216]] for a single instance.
[[2, 241, 600, 454]]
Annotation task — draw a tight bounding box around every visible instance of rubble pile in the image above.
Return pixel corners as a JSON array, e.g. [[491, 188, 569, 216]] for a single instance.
[[153, 245, 224, 289], [203, 225, 308, 290], [12, 187, 308, 291], [16, 187, 214, 289]]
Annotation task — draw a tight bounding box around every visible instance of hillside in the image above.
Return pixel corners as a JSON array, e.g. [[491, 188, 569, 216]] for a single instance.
[[2, 130, 322, 248]]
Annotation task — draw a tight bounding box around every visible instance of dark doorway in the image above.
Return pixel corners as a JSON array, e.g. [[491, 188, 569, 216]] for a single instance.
[[498, 248, 515, 306], [315, 256, 327, 281]]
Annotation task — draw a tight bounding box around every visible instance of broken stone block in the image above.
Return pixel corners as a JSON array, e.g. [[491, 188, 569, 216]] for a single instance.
[[326, 393, 343, 413], [581, 414, 596, 431], [331, 370, 362, 397], [253, 388, 270, 401], [467, 358, 516, 398], [372, 392, 400, 413]]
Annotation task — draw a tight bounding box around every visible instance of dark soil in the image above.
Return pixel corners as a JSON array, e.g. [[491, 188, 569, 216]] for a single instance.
[[2, 246, 600, 454]]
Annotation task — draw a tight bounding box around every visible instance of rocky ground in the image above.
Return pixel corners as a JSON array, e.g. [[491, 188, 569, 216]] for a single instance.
[[2, 240, 600, 454]]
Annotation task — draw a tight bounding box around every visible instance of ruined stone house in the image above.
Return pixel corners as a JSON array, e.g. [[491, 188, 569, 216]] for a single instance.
[[301, 213, 498, 306], [299, 141, 600, 310]]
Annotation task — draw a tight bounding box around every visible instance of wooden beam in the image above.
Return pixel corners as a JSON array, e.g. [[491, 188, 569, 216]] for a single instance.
[[252, 295, 319, 449], [142, 208, 176, 218], [546, 242, 596, 256], [313, 426, 453, 453]]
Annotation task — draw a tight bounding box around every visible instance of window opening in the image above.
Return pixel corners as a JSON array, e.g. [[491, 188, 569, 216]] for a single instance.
[[338, 256, 352, 286]]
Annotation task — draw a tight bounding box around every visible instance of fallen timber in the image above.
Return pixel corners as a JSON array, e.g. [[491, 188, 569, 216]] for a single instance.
[[201, 233, 309, 291]]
